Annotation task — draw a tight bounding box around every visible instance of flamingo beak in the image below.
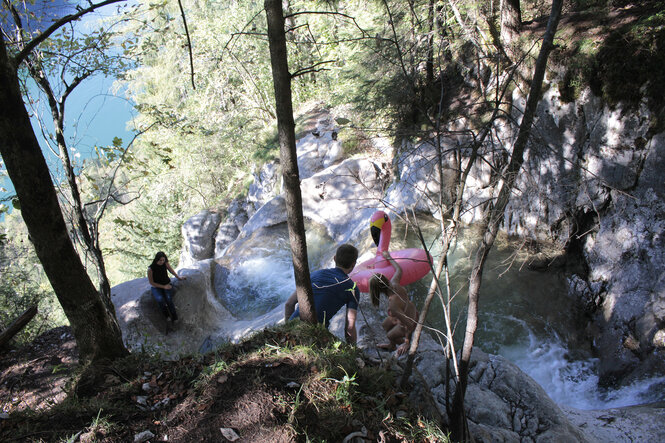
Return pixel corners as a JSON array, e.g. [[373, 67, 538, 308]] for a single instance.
[[370, 214, 388, 247], [371, 225, 381, 246]]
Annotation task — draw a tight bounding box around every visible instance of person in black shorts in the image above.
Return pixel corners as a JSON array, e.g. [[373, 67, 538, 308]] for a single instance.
[[284, 244, 360, 344]]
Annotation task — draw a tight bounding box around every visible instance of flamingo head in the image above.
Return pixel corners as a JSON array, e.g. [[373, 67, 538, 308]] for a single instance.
[[370, 211, 389, 247]]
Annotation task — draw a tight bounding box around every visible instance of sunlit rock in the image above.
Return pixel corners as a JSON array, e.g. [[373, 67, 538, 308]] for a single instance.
[[300, 158, 387, 244], [248, 162, 280, 212], [179, 210, 221, 268], [214, 198, 249, 258], [112, 259, 231, 358]]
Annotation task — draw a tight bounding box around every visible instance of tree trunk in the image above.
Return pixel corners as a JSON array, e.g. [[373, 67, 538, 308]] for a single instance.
[[0, 306, 38, 348], [264, 0, 316, 323], [500, 0, 522, 45], [426, 0, 435, 87], [449, 1, 563, 441], [0, 34, 127, 363]]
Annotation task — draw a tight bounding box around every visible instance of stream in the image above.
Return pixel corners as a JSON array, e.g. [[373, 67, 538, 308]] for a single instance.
[[216, 217, 665, 410]]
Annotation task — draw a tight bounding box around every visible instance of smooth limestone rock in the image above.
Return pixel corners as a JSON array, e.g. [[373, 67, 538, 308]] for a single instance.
[[179, 210, 221, 268], [112, 260, 230, 358]]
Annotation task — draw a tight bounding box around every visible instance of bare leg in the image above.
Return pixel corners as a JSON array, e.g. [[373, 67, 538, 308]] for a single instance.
[[284, 291, 298, 322], [378, 317, 403, 350], [382, 316, 398, 332], [386, 323, 407, 349]]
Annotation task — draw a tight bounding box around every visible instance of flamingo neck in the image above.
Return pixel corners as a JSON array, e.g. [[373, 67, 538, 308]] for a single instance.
[[376, 219, 391, 254]]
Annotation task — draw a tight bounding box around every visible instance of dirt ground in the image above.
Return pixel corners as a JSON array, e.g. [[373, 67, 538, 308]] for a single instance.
[[0, 326, 429, 442], [0, 326, 79, 414], [0, 327, 306, 441]]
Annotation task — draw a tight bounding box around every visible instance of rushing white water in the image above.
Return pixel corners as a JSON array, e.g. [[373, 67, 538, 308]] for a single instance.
[[223, 248, 295, 319], [217, 217, 665, 410], [501, 336, 665, 409], [217, 222, 336, 319]]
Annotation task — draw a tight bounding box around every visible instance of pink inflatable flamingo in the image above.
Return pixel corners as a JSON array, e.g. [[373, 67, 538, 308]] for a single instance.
[[350, 210, 432, 293]]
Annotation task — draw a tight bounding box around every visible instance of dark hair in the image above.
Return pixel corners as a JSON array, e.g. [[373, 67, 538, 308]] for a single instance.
[[369, 273, 391, 307], [334, 244, 358, 269], [151, 251, 168, 266]]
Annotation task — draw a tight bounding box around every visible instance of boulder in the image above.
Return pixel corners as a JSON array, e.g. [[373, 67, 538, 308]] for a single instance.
[[561, 403, 665, 443], [237, 196, 287, 240], [112, 260, 231, 358], [247, 115, 343, 212], [408, 342, 589, 442], [179, 210, 221, 268], [248, 162, 280, 212], [235, 157, 388, 248], [300, 158, 389, 245], [214, 198, 249, 258]]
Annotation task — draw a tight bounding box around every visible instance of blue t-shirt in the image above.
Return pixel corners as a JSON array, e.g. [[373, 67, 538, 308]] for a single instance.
[[290, 267, 360, 327]]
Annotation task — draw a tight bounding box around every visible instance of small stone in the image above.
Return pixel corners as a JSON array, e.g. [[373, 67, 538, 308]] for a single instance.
[[136, 396, 148, 406], [220, 427, 239, 441], [286, 382, 300, 389], [623, 335, 640, 351], [134, 430, 155, 442], [152, 397, 170, 411], [142, 382, 152, 392]]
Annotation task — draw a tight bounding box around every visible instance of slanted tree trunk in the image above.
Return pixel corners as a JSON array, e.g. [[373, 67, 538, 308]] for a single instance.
[[0, 33, 127, 363], [0, 306, 37, 348], [449, 1, 563, 441], [264, 0, 316, 323]]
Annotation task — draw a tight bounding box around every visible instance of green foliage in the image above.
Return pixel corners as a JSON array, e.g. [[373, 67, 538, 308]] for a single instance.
[[557, 4, 665, 130], [591, 8, 665, 126], [0, 213, 67, 346], [101, 193, 185, 282], [328, 366, 358, 406], [96, 0, 665, 287]]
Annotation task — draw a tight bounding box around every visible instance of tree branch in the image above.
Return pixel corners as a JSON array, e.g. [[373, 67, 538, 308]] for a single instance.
[[291, 60, 335, 78], [15, 0, 126, 65], [284, 10, 370, 38], [177, 0, 196, 89]]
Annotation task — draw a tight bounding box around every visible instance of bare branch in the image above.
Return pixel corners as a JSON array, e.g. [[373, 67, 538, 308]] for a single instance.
[[223, 8, 266, 54], [95, 122, 158, 223], [15, 0, 127, 65], [284, 10, 371, 38], [291, 60, 335, 78], [177, 0, 196, 89]]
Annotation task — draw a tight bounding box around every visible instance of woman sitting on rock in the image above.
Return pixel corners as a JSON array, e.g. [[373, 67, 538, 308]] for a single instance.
[[369, 251, 418, 355], [148, 252, 186, 329]]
